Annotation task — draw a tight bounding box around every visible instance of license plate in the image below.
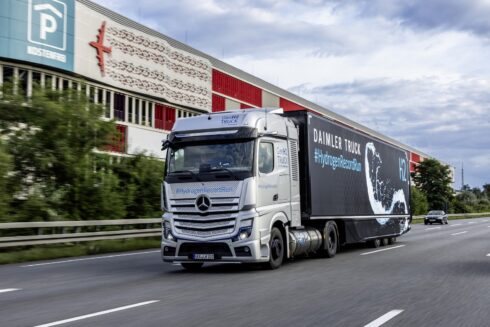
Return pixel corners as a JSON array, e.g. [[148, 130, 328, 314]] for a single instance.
[[192, 254, 214, 260]]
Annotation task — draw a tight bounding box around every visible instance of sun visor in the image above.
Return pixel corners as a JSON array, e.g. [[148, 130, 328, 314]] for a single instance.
[[168, 127, 258, 144]]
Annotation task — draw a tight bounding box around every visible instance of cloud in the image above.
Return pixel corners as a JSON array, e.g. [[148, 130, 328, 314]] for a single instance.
[[293, 77, 490, 187], [340, 0, 490, 38]]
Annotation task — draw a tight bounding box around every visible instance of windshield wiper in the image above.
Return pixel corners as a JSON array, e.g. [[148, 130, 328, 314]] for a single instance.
[[170, 170, 201, 181], [210, 167, 239, 180]]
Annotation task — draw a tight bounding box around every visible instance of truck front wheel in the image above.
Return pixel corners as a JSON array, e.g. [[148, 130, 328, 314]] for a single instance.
[[263, 227, 284, 270]]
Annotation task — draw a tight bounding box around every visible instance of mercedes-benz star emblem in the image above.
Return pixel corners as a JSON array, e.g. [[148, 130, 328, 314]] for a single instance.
[[195, 195, 211, 212]]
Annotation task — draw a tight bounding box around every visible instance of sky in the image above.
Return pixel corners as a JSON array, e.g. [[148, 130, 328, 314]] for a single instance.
[[95, 0, 490, 188]]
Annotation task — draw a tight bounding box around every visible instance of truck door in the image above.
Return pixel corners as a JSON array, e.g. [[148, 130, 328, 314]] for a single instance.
[[256, 139, 291, 217]]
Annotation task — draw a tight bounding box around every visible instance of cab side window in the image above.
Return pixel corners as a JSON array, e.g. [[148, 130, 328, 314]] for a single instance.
[[259, 142, 274, 174]]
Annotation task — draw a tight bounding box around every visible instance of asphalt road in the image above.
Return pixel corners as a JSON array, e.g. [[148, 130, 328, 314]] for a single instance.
[[1, 217, 489, 327]]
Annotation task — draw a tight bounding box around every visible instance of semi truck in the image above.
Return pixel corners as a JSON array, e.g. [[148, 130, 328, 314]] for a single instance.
[[161, 108, 411, 270]]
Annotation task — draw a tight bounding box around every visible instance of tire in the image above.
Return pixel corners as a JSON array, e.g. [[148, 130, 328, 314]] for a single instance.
[[388, 237, 396, 245], [263, 227, 284, 270], [429, 222, 433, 225], [322, 221, 338, 258], [381, 238, 389, 246], [424, 221, 428, 225], [369, 239, 381, 248], [181, 262, 204, 271]]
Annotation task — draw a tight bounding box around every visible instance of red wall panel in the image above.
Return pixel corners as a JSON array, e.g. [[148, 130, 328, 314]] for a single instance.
[[411, 153, 421, 163], [106, 124, 127, 153], [410, 162, 417, 173], [240, 103, 254, 110], [212, 94, 226, 112], [155, 104, 176, 131], [212, 70, 262, 107], [279, 97, 305, 112]]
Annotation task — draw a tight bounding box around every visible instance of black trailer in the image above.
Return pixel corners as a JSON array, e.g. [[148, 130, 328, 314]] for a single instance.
[[283, 110, 411, 244]]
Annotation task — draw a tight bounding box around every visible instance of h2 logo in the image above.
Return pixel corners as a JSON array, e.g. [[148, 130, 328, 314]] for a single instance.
[[399, 157, 407, 182], [28, 0, 67, 50]]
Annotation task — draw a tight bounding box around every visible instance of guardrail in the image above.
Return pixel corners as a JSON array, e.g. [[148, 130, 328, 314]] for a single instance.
[[2, 213, 489, 248], [0, 218, 161, 248]]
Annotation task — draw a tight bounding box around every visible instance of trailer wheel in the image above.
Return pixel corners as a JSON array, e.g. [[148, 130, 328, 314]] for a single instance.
[[263, 227, 284, 270], [388, 237, 396, 245], [322, 221, 338, 258], [369, 239, 381, 248], [381, 238, 389, 246], [181, 263, 204, 271]]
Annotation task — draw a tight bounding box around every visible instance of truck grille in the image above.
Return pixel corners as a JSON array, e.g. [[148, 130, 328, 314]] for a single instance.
[[171, 197, 239, 238], [170, 197, 239, 213]]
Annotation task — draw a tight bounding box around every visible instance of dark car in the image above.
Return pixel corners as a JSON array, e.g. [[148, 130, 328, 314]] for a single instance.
[[424, 210, 448, 225]]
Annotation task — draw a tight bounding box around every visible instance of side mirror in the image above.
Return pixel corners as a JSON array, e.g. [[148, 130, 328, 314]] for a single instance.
[[161, 140, 172, 151]]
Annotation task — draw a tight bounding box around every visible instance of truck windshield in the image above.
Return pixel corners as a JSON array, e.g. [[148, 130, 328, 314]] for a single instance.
[[168, 140, 254, 174]]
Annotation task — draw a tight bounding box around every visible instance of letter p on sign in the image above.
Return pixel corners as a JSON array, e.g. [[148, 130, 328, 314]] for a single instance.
[[28, 0, 67, 50]]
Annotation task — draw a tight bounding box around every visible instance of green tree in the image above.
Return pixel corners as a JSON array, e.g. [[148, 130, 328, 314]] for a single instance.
[[0, 85, 117, 221], [410, 186, 429, 215], [112, 154, 163, 218], [0, 139, 13, 220], [483, 184, 490, 199], [1, 84, 165, 222], [411, 158, 453, 211]]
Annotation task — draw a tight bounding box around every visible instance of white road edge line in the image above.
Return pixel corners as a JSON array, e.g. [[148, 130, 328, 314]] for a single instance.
[[450, 224, 462, 227], [451, 231, 468, 236], [425, 227, 441, 230], [22, 250, 160, 267], [0, 288, 21, 294], [364, 309, 404, 327], [360, 245, 406, 256], [33, 300, 159, 327], [487, 254, 490, 257]]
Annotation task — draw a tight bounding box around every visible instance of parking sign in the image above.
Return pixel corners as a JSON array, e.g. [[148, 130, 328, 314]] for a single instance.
[[28, 0, 67, 51]]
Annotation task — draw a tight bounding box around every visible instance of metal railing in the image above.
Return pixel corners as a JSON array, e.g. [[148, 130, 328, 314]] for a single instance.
[[0, 218, 161, 248], [1, 213, 489, 248]]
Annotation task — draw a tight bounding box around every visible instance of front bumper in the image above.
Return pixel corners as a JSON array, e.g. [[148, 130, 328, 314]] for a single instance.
[[161, 238, 269, 263], [425, 217, 443, 223]]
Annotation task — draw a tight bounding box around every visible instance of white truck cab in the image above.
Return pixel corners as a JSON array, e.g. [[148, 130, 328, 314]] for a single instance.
[[162, 109, 301, 269]]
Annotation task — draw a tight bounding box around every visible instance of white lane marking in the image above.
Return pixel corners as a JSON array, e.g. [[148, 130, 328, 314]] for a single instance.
[[34, 300, 159, 327], [468, 222, 475, 224], [360, 245, 406, 256], [22, 250, 160, 267], [487, 254, 490, 257], [364, 310, 404, 327], [451, 231, 468, 236], [450, 224, 462, 227], [425, 227, 441, 230], [0, 288, 21, 294]]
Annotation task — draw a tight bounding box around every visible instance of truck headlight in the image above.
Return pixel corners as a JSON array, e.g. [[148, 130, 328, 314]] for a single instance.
[[232, 219, 253, 242], [163, 221, 176, 241]]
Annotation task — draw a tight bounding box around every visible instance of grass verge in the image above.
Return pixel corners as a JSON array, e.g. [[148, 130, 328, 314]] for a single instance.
[[0, 237, 160, 265]]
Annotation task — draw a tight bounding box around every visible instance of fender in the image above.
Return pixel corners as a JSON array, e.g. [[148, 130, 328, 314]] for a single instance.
[[259, 211, 290, 258]]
